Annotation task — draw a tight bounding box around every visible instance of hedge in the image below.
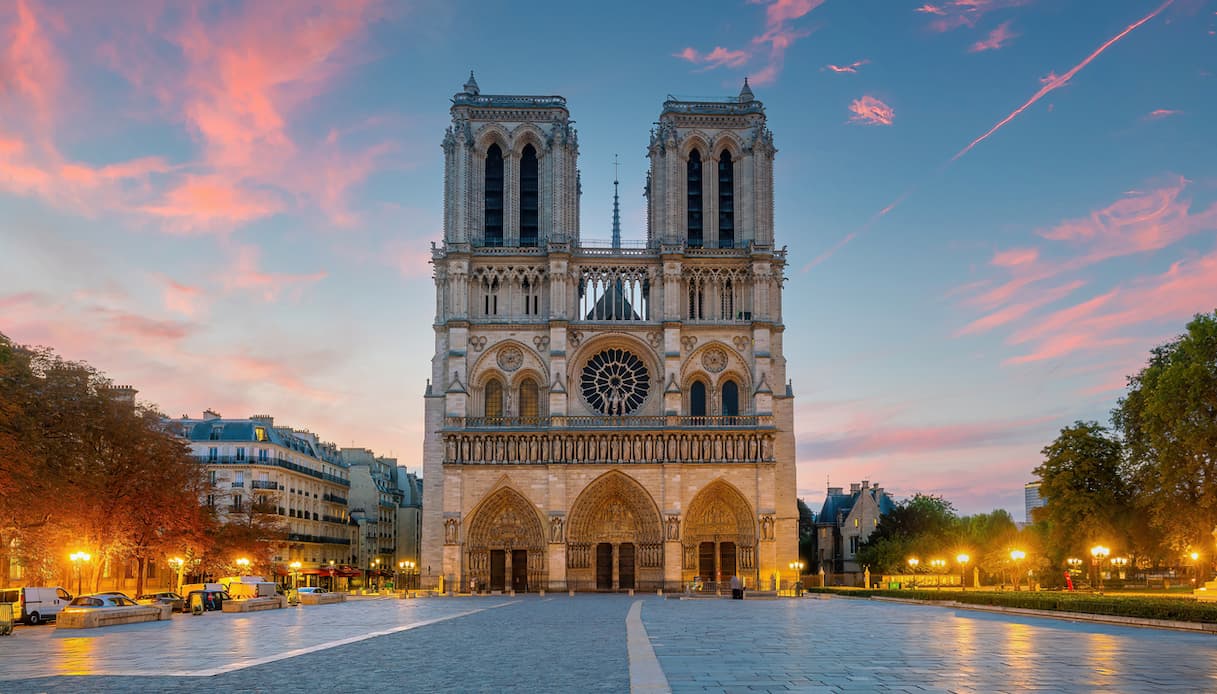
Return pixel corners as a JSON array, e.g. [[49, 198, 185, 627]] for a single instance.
[[804, 588, 1217, 624]]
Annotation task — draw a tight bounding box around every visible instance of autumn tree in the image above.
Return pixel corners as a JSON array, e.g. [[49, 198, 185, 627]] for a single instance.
[[1115, 311, 1217, 556]]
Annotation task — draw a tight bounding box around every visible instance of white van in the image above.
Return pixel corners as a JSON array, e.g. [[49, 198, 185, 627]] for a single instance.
[[0, 586, 73, 624], [219, 576, 278, 599]]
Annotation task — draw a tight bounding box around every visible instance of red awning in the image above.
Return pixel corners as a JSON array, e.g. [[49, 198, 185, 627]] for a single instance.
[[335, 568, 361, 578], [301, 568, 335, 576]]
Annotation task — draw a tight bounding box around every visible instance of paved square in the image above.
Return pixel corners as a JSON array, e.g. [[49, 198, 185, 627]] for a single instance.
[[1, 594, 1215, 692]]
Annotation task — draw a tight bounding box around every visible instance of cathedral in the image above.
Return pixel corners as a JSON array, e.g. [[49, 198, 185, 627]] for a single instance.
[[419, 73, 797, 592]]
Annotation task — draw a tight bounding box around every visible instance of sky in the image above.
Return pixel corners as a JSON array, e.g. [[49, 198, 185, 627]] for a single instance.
[[2, 0, 1216, 517]]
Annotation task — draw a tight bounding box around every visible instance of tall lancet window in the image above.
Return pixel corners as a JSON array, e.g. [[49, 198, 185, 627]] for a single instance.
[[484, 379, 504, 419], [718, 150, 735, 248], [484, 144, 504, 246], [687, 150, 703, 248], [519, 379, 540, 421], [690, 381, 707, 417], [519, 144, 539, 247]]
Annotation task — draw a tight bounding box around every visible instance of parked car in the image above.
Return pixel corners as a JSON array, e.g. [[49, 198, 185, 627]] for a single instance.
[[0, 586, 73, 625], [288, 586, 325, 602], [137, 592, 186, 613], [296, 587, 326, 595], [181, 583, 231, 612], [64, 594, 140, 610]]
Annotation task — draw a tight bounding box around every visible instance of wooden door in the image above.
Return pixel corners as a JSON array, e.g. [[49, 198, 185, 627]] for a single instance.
[[596, 543, 613, 590], [619, 543, 636, 589], [490, 550, 506, 591], [698, 542, 716, 583], [719, 542, 737, 580], [511, 550, 528, 592]]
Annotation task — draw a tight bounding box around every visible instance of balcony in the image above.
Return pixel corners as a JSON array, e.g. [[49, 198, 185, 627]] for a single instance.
[[198, 455, 350, 487], [323, 493, 348, 505], [445, 414, 772, 431], [230, 481, 245, 488], [251, 480, 279, 490], [288, 533, 351, 546]]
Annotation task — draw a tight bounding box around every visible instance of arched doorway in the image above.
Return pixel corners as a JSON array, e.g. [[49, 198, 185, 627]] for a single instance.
[[682, 480, 757, 588], [465, 487, 546, 592], [566, 471, 664, 591]]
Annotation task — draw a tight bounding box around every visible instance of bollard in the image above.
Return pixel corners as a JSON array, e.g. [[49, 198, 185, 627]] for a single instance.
[[539, 590, 545, 597], [509, 590, 515, 597], [628, 589, 634, 597], [568, 589, 575, 597]]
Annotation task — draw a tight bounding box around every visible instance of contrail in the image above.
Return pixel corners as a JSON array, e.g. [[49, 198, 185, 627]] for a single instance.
[[951, 0, 1174, 161]]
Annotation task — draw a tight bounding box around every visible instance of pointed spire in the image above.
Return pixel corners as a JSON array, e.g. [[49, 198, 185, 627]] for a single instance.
[[739, 77, 754, 103], [611, 154, 621, 250], [463, 71, 480, 96]]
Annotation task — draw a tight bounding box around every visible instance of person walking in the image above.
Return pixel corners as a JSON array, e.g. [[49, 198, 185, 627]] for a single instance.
[[730, 574, 743, 600]]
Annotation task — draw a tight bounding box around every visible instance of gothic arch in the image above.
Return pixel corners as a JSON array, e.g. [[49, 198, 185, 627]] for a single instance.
[[679, 131, 712, 159], [712, 132, 745, 160], [681, 342, 750, 393], [464, 485, 547, 591], [565, 471, 665, 588], [682, 478, 758, 580], [510, 123, 548, 158], [470, 340, 546, 387], [472, 124, 512, 157]]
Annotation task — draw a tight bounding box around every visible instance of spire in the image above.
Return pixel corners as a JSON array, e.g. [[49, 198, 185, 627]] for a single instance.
[[463, 71, 480, 96], [739, 77, 754, 103], [611, 154, 621, 250]]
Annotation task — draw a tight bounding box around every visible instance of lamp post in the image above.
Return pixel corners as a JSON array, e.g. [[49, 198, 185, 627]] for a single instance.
[[406, 560, 416, 590], [1009, 550, 1026, 591], [328, 559, 336, 591], [907, 557, 919, 589], [169, 557, 185, 595], [1190, 552, 1200, 586], [235, 557, 250, 574], [69, 551, 91, 596], [1090, 545, 1110, 592], [369, 558, 380, 591], [1110, 556, 1128, 581], [930, 559, 946, 589], [956, 554, 970, 591], [289, 561, 302, 592], [788, 561, 804, 596], [398, 561, 405, 592]]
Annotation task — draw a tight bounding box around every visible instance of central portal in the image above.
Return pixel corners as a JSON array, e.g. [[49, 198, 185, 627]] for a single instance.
[[512, 549, 528, 591], [566, 471, 665, 591], [619, 543, 635, 589]]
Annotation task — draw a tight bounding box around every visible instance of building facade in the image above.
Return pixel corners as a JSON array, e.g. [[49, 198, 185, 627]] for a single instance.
[[1024, 481, 1045, 523], [343, 448, 404, 584], [175, 412, 356, 575], [419, 75, 797, 592], [814, 480, 894, 583], [396, 467, 423, 584]]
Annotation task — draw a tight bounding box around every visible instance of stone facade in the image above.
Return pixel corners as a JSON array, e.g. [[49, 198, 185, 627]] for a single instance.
[[815, 481, 894, 583], [420, 75, 796, 592]]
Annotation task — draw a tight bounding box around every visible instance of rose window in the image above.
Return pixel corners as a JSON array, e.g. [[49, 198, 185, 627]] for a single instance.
[[580, 348, 650, 415]]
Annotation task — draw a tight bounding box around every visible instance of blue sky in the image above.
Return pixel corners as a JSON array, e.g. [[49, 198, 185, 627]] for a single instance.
[[2, 0, 1215, 515]]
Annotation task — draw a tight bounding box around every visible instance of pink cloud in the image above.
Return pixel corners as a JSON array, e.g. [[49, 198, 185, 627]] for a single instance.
[[954, 280, 1084, 336], [139, 176, 285, 231], [160, 276, 206, 318], [823, 59, 870, 73], [223, 244, 326, 302], [969, 21, 1018, 52], [922, 0, 1029, 33], [848, 95, 895, 126], [674, 0, 823, 86], [800, 415, 1053, 460], [991, 247, 1038, 267], [221, 354, 339, 402], [1145, 108, 1182, 120], [952, 1, 1173, 161]]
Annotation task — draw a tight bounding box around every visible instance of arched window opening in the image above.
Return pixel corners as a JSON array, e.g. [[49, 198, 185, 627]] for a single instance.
[[718, 150, 734, 248], [688, 283, 703, 321], [721, 279, 735, 320], [484, 144, 504, 246], [519, 379, 540, 421], [519, 144, 539, 247], [484, 380, 504, 419], [690, 381, 707, 418], [687, 150, 703, 248], [722, 380, 740, 419]]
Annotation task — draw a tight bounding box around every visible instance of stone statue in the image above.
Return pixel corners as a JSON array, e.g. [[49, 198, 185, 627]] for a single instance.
[[549, 516, 564, 543], [444, 518, 460, 545], [666, 515, 680, 541]]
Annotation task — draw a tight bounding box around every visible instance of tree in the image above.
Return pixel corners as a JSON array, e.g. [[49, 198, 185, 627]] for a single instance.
[[856, 494, 958, 573], [1033, 421, 1129, 562], [1115, 310, 1217, 554], [797, 498, 815, 566]]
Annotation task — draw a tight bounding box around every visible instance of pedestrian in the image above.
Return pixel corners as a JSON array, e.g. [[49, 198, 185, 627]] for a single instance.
[[730, 574, 743, 600]]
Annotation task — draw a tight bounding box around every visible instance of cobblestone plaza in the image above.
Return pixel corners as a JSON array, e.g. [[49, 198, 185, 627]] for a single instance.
[[2, 595, 1215, 693]]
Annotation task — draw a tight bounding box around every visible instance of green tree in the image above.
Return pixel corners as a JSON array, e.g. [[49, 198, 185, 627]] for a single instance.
[[856, 494, 958, 573], [1115, 310, 1217, 554], [1033, 421, 1129, 562], [797, 498, 815, 565]]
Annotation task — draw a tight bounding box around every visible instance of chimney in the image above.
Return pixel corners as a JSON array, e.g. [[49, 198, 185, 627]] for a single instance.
[[250, 414, 275, 427], [827, 487, 843, 496], [203, 409, 221, 421], [107, 385, 137, 406], [861, 480, 869, 489], [850, 482, 861, 493]]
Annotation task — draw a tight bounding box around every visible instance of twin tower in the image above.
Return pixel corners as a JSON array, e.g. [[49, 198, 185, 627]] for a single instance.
[[420, 74, 797, 592]]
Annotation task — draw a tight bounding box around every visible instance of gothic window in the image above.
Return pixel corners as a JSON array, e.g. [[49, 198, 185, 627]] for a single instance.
[[721, 279, 735, 320], [484, 144, 504, 246], [721, 380, 740, 418], [580, 348, 650, 415], [690, 381, 707, 418], [519, 144, 539, 247], [687, 150, 703, 248], [688, 282, 703, 320], [484, 379, 504, 418], [519, 378, 540, 420], [718, 150, 735, 248]]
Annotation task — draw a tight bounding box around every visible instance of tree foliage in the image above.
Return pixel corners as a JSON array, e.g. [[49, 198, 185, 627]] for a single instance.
[[1033, 421, 1130, 560], [1115, 310, 1217, 553], [0, 333, 210, 590]]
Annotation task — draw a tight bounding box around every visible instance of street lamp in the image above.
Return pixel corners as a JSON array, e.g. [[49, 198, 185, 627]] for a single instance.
[[235, 557, 251, 574], [289, 561, 302, 592], [1090, 545, 1110, 592], [1110, 556, 1128, 581], [788, 561, 804, 596], [907, 557, 919, 589], [169, 557, 185, 595], [69, 552, 91, 596], [405, 560, 416, 590], [930, 559, 946, 589], [1190, 552, 1200, 585], [398, 561, 405, 592], [956, 554, 970, 591], [1009, 550, 1026, 591]]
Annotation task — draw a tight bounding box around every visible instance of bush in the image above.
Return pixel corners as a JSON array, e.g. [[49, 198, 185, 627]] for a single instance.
[[804, 588, 1217, 624]]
